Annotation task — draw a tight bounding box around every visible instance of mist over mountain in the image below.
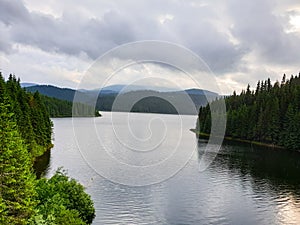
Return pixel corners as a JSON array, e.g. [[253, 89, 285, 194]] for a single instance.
[[26, 84, 218, 115], [20, 82, 38, 88]]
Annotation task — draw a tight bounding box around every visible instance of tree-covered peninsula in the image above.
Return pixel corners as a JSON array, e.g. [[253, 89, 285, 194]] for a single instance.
[[198, 74, 300, 150], [0, 73, 95, 224]]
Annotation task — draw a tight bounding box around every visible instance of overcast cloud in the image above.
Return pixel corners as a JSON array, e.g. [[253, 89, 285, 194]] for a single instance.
[[0, 0, 300, 93]]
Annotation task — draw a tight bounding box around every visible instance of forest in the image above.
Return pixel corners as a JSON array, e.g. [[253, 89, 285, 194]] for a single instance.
[[198, 74, 300, 150], [26, 87, 100, 117], [41, 95, 73, 117], [1, 74, 52, 158], [0, 73, 95, 224]]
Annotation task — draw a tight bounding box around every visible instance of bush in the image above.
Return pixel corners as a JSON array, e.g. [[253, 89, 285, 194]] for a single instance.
[[32, 169, 95, 225]]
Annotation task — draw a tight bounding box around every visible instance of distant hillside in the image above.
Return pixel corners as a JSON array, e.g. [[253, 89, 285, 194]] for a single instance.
[[40, 95, 73, 117], [26, 84, 218, 115], [106, 90, 217, 114], [99, 84, 182, 93], [20, 82, 37, 87], [184, 88, 218, 96], [26, 85, 77, 102]]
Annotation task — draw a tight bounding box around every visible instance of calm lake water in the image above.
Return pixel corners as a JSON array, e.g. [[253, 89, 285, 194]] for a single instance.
[[35, 112, 300, 225]]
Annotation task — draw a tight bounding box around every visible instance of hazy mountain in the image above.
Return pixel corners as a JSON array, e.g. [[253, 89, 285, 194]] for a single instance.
[[84, 84, 182, 94], [107, 89, 217, 114], [26, 85, 77, 102], [184, 88, 218, 96], [26, 84, 218, 115], [20, 82, 38, 88]]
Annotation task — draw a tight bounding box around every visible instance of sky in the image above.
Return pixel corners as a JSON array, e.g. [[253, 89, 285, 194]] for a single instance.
[[1, 0, 300, 94]]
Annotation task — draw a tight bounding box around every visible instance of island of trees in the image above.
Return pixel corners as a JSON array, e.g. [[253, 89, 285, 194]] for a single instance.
[[198, 74, 300, 150], [0, 73, 95, 224]]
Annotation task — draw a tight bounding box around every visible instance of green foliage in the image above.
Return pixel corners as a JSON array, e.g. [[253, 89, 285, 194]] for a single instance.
[[33, 169, 95, 225], [131, 96, 177, 114], [198, 74, 300, 150], [0, 73, 95, 224], [32, 91, 101, 118], [40, 95, 73, 117], [26, 85, 76, 102], [0, 101, 37, 224], [0, 73, 53, 158]]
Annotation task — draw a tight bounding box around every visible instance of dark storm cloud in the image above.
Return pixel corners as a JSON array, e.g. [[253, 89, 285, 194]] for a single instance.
[[0, 0, 29, 25], [1, 0, 300, 74], [0, 0, 136, 58], [228, 0, 300, 65], [0, 23, 11, 53], [179, 20, 246, 73], [0, 0, 246, 73], [2, 3, 136, 59]]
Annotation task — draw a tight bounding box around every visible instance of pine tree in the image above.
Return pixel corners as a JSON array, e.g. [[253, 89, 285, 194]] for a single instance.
[[0, 73, 95, 224], [198, 74, 300, 150], [0, 101, 37, 224], [268, 97, 280, 144]]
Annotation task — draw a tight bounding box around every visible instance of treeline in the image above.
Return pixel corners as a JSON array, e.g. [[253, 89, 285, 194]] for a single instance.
[[0, 73, 95, 224], [43, 95, 101, 117], [0, 74, 52, 158], [131, 96, 177, 114], [40, 95, 73, 117], [198, 74, 300, 150], [32, 91, 100, 118]]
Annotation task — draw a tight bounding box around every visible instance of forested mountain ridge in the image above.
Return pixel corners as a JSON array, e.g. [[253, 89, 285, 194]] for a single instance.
[[26, 85, 84, 102], [198, 74, 300, 150], [40, 95, 73, 117], [25, 86, 101, 117], [27, 84, 218, 115]]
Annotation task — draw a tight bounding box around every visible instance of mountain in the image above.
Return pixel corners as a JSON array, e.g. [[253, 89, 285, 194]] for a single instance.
[[184, 88, 218, 96], [106, 89, 217, 114], [85, 84, 182, 94], [102, 84, 128, 92], [26, 84, 218, 115], [26, 85, 77, 102], [20, 82, 38, 88]]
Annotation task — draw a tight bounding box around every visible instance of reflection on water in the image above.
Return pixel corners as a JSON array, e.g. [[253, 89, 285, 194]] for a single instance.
[[199, 141, 300, 225], [38, 114, 300, 225]]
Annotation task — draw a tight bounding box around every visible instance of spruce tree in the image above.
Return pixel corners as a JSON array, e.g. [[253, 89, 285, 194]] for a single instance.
[[0, 100, 37, 224], [198, 74, 300, 150]]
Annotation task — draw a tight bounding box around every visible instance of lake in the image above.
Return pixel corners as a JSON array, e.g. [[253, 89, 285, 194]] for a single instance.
[[35, 112, 300, 225]]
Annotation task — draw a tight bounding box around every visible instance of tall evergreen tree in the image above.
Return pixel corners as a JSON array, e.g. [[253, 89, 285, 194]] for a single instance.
[[0, 73, 95, 224], [198, 74, 300, 150], [0, 101, 37, 224]]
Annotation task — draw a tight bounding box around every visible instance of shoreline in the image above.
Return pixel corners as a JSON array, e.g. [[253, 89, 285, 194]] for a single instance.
[[189, 129, 286, 150]]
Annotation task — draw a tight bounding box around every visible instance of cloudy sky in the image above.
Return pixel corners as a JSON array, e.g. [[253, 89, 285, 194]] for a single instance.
[[1, 0, 300, 94]]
